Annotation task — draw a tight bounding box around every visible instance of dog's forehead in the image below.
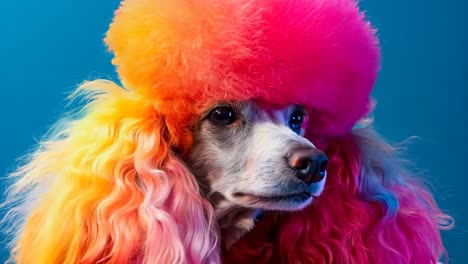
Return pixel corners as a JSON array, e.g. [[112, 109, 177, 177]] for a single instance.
[[198, 100, 300, 125], [235, 100, 296, 123], [242, 100, 285, 114]]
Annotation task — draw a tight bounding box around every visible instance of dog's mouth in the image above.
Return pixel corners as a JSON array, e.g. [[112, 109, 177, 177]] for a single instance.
[[233, 191, 313, 204]]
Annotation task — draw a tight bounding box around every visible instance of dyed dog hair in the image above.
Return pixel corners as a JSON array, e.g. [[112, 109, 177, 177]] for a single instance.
[[2, 0, 452, 263], [226, 126, 453, 263]]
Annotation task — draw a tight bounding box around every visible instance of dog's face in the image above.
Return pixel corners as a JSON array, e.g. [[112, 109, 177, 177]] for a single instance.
[[187, 101, 328, 211]]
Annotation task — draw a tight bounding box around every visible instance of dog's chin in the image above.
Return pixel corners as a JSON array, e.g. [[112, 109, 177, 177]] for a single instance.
[[231, 191, 315, 211]]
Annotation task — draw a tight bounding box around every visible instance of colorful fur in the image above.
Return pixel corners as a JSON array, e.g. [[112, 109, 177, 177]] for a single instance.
[[105, 0, 380, 137], [2, 0, 451, 263], [225, 127, 453, 263]]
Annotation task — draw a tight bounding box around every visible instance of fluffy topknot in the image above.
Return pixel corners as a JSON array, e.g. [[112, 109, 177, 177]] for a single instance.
[[105, 0, 380, 137]]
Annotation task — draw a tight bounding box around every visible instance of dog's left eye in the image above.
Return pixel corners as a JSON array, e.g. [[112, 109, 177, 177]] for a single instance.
[[208, 106, 236, 126], [289, 110, 305, 134]]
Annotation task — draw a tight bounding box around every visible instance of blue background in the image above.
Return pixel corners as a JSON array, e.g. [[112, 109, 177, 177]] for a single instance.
[[0, 0, 466, 262]]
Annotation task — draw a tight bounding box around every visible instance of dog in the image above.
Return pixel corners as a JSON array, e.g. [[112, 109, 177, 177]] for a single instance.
[[187, 101, 328, 249], [2, 0, 452, 263]]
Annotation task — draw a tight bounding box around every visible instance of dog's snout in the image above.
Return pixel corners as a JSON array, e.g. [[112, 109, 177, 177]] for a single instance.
[[289, 148, 328, 184]]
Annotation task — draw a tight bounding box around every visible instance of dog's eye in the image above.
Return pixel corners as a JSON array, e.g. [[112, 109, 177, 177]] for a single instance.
[[208, 106, 236, 126], [289, 110, 304, 134]]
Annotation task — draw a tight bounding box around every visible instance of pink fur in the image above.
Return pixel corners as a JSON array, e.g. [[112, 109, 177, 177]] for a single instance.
[[106, 0, 380, 137], [236, 0, 380, 136], [225, 128, 452, 263]]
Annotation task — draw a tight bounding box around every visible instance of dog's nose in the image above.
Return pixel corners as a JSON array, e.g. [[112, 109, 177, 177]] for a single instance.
[[289, 148, 328, 184]]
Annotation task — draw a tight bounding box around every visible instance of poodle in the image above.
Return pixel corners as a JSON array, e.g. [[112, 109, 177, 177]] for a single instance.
[[3, 0, 453, 263]]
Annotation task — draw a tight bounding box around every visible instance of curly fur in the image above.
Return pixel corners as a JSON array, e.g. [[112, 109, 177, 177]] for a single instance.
[[4, 81, 218, 263], [105, 0, 380, 137], [225, 127, 453, 263], [2, 0, 452, 263]]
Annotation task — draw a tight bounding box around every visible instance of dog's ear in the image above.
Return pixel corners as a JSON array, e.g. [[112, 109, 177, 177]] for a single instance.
[[226, 125, 452, 263], [2, 80, 219, 263], [349, 126, 453, 262]]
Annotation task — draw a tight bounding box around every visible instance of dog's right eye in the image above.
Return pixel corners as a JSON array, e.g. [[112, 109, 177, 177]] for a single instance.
[[208, 106, 236, 126]]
